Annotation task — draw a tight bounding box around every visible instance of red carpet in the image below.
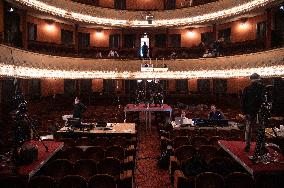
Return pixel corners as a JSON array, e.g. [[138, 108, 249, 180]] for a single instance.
[[135, 125, 171, 188], [218, 140, 284, 175]]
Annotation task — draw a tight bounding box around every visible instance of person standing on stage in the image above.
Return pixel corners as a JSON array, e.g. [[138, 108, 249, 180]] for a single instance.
[[241, 73, 265, 153], [73, 97, 87, 120], [141, 42, 149, 59]]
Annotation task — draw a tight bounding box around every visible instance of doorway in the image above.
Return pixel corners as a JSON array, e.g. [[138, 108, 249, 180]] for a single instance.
[[140, 34, 150, 57]]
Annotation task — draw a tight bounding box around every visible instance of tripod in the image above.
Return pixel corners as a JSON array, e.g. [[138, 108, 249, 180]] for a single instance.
[[25, 114, 49, 152]]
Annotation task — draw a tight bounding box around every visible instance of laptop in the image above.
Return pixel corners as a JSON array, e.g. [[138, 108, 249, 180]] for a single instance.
[[175, 117, 183, 125]]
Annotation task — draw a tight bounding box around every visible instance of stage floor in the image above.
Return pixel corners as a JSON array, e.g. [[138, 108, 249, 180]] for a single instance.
[[218, 140, 284, 176]]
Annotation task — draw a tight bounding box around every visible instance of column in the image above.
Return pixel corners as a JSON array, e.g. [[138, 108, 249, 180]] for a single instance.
[[265, 9, 272, 49], [0, 0, 4, 42], [21, 10, 28, 49], [213, 23, 218, 41], [74, 23, 79, 54]]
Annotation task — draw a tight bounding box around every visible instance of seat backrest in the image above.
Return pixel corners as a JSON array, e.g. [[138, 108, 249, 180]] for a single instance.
[[174, 145, 197, 162], [92, 137, 109, 147], [110, 136, 128, 147], [44, 159, 73, 181], [254, 173, 283, 188], [74, 159, 97, 180], [173, 136, 190, 149], [97, 157, 121, 179], [195, 172, 224, 188], [84, 146, 105, 162], [61, 147, 84, 163], [105, 145, 125, 160], [58, 175, 88, 188], [208, 157, 233, 177], [225, 172, 254, 188], [191, 136, 209, 149], [181, 157, 208, 177], [28, 175, 56, 188], [198, 145, 218, 163], [89, 174, 116, 188], [0, 176, 27, 188]]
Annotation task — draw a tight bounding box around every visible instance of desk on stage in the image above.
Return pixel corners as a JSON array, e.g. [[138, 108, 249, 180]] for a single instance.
[[56, 123, 136, 138], [0, 141, 63, 179], [218, 140, 284, 176], [124, 104, 172, 131], [172, 119, 239, 131]]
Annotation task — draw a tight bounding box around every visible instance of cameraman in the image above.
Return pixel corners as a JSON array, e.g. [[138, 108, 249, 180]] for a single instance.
[[73, 97, 87, 120], [241, 73, 265, 153]]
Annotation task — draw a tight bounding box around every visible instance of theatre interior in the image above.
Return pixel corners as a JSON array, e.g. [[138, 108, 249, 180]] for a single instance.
[[1, 0, 284, 187]]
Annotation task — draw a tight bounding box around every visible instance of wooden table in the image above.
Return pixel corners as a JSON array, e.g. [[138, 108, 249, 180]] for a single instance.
[[124, 104, 172, 131], [56, 123, 136, 138]]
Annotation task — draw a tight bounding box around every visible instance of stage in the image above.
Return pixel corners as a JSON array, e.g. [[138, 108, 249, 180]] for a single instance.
[[218, 140, 284, 176], [0, 140, 63, 179]]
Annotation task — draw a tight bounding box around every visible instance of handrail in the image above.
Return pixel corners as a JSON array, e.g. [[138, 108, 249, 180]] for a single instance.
[[0, 44, 283, 79]]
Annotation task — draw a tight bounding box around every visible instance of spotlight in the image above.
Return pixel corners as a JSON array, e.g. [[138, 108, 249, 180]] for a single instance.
[[8, 7, 14, 12]]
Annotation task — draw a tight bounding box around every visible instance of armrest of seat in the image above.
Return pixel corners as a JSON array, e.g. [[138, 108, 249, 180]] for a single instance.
[[126, 145, 135, 156], [174, 170, 185, 188], [119, 170, 133, 188], [174, 170, 194, 188], [124, 155, 134, 170], [169, 156, 179, 183]]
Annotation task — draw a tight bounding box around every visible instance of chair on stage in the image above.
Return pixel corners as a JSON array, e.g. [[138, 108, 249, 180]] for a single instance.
[[89, 174, 116, 188], [28, 175, 56, 188], [225, 172, 254, 188], [44, 159, 73, 181], [58, 175, 88, 188], [84, 146, 105, 163], [195, 172, 224, 188], [0, 176, 27, 188], [61, 147, 84, 163], [74, 159, 97, 180]]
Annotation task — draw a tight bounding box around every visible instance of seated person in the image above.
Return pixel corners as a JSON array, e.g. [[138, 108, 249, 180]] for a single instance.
[[108, 49, 119, 58], [181, 110, 186, 118], [208, 105, 225, 120], [95, 51, 102, 58]]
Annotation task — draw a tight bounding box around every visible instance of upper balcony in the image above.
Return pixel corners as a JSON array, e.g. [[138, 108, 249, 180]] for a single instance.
[[10, 0, 282, 27]]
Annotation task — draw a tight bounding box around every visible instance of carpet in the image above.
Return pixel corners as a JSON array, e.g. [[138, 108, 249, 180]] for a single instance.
[[135, 124, 171, 188]]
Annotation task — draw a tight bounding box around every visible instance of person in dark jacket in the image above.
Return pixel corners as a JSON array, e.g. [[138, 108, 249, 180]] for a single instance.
[[141, 42, 149, 59], [73, 97, 87, 120], [208, 105, 225, 120], [241, 73, 265, 152]]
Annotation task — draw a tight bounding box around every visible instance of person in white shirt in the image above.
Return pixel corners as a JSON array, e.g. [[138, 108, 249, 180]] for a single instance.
[[108, 49, 119, 58]]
